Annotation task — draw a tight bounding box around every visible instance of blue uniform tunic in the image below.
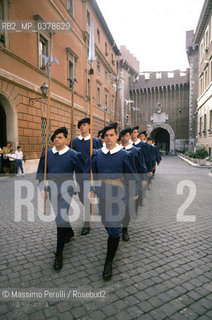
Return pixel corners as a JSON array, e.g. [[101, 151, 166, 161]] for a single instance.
[[123, 144, 147, 176], [84, 145, 140, 238], [36, 147, 84, 227], [121, 144, 145, 223], [69, 135, 102, 163], [148, 144, 157, 167], [131, 139, 153, 173], [154, 145, 162, 163]]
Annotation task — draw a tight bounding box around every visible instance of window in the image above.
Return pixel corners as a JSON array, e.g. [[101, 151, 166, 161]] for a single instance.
[[87, 78, 90, 100], [203, 114, 207, 133], [0, 0, 3, 18], [211, 59, 212, 82], [211, 16, 212, 42], [39, 35, 49, 71], [97, 86, 101, 106], [105, 42, 108, 56], [105, 92, 108, 108], [41, 117, 51, 150], [111, 95, 114, 113], [87, 10, 90, 26], [0, 0, 5, 45], [67, 0, 73, 16], [144, 73, 150, 80], [199, 116, 202, 134], [156, 72, 161, 79], [97, 60, 100, 73], [205, 28, 209, 50], [66, 47, 78, 88], [200, 39, 204, 62], [111, 53, 115, 65], [68, 60, 74, 88], [200, 76, 203, 95], [210, 110, 212, 131], [168, 72, 174, 78], [97, 28, 100, 43], [105, 70, 108, 81], [204, 68, 208, 89]]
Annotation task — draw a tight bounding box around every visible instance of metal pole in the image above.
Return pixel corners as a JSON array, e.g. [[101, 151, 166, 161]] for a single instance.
[[43, 32, 53, 214]]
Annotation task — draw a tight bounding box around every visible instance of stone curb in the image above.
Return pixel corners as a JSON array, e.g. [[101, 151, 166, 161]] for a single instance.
[[178, 154, 211, 169]]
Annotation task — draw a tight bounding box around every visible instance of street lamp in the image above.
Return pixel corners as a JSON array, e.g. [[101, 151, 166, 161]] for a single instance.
[[29, 83, 48, 105], [125, 99, 134, 126]]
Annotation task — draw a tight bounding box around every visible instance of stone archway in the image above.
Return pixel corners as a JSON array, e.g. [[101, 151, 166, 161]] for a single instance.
[[0, 91, 18, 149], [150, 123, 175, 154]]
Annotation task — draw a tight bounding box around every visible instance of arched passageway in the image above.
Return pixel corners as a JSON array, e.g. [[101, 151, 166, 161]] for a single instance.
[[151, 127, 170, 154]]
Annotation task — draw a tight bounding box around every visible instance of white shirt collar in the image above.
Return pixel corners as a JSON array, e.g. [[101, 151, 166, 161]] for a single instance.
[[102, 143, 122, 155], [78, 134, 90, 141], [52, 146, 69, 155], [130, 138, 141, 145], [121, 143, 133, 150]]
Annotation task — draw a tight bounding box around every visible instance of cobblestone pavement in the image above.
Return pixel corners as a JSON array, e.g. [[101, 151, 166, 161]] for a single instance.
[[0, 155, 212, 320]]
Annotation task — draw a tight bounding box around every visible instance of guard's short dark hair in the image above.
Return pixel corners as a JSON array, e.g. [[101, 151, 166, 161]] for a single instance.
[[17, 145, 21, 149], [131, 125, 139, 132], [101, 122, 118, 139], [97, 129, 103, 138], [140, 130, 147, 137], [119, 127, 132, 139], [78, 117, 90, 129], [51, 127, 68, 142]]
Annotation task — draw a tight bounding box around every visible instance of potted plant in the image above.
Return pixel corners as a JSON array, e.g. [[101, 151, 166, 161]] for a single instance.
[[40, 65, 46, 71]]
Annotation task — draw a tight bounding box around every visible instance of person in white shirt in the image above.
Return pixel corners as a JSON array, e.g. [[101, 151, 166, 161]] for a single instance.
[[7, 149, 17, 174], [15, 146, 24, 176]]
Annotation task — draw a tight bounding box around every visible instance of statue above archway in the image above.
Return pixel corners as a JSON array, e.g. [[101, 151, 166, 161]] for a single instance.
[[155, 102, 162, 114], [151, 103, 168, 123]]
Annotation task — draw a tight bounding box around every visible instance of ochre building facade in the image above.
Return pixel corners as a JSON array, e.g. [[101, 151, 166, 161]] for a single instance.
[[0, 0, 120, 172]]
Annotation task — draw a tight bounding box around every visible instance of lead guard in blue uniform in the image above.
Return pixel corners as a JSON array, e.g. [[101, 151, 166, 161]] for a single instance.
[[37, 127, 84, 271], [69, 117, 102, 235], [119, 127, 146, 241], [84, 122, 140, 280]]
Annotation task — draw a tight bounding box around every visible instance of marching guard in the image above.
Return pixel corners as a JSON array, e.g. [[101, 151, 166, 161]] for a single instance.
[[69, 117, 102, 235], [147, 137, 161, 175], [119, 127, 146, 241], [130, 126, 153, 175], [84, 123, 140, 280], [37, 127, 84, 271]]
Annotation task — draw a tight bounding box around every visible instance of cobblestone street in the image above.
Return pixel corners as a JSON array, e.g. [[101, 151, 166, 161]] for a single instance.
[[0, 155, 212, 320]]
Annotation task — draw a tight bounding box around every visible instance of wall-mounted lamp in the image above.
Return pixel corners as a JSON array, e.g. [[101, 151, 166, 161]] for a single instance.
[[29, 83, 48, 105]]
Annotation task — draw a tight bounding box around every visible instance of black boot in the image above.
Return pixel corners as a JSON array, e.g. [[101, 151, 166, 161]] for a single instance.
[[81, 223, 90, 235], [65, 228, 75, 243], [103, 236, 120, 280], [122, 227, 129, 242], [102, 260, 112, 280], [53, 227, 66, 271], [53, 252, 63, 271], [56, 227, 66, 253]]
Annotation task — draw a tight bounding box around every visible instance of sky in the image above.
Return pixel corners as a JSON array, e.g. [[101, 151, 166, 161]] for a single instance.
[[96, 0, 205, 72]]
